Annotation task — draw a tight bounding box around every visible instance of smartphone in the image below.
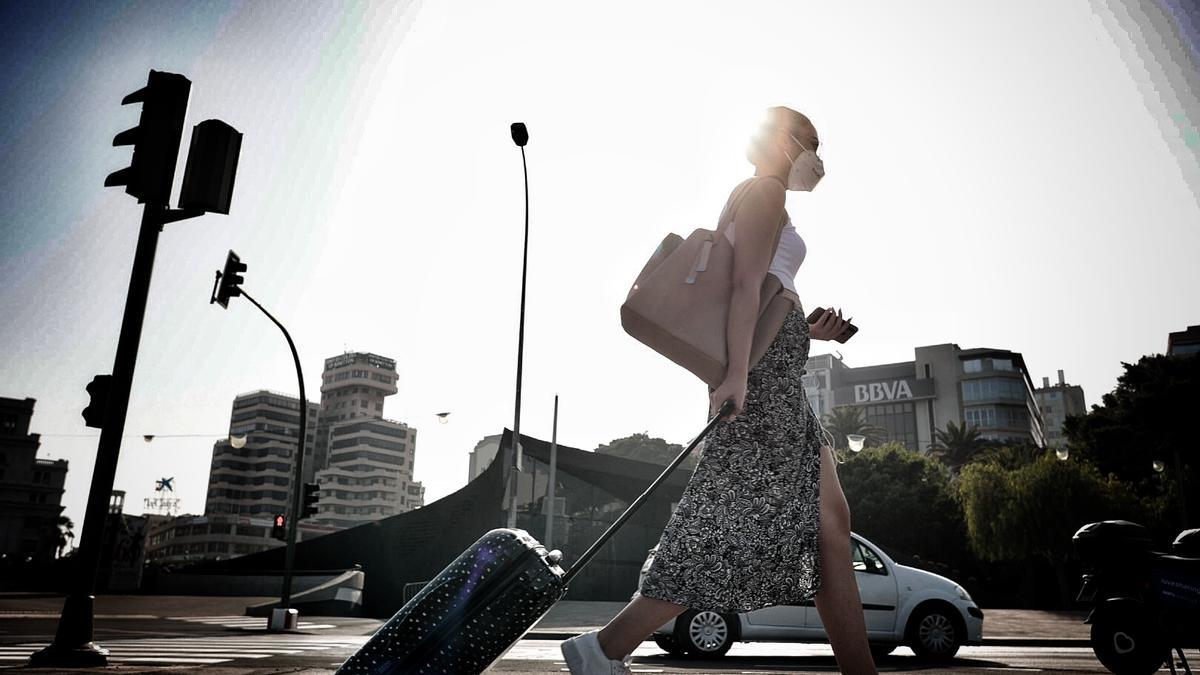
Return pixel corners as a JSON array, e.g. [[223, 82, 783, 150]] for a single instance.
[[806, 306, 858, 343], [834, 323, 859, 343]]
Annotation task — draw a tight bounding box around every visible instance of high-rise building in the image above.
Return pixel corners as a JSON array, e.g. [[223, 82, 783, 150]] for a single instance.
[[313, 352, 424, 529], [147, 390, 324, 564], [0, 397, 69, 563], [205, 390, 319, 517], [802, 343, 1046, 452], [1034, 370, 1087, 448]]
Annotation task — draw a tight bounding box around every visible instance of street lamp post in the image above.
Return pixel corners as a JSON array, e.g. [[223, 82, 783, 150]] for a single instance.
[[507, 122, 530, 530]]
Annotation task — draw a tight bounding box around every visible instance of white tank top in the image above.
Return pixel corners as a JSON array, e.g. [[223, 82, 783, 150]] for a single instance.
[[723, 214, 806, 296]]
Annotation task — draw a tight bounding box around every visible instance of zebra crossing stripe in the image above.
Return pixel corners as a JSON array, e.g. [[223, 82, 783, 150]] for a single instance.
[[0, 635, 364, 665]]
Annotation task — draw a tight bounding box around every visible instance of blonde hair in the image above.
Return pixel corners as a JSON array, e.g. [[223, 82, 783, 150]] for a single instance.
[[768, 106, 819, 152]]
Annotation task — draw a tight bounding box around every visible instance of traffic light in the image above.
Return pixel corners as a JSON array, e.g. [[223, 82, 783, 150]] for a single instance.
[[104, 70, 191, 205], [179, 120, 242, 214], [82, 375, 113, 429], [302, 482, 320, 519], [271, 514, 287, 541], [213, 250, 246, 308]]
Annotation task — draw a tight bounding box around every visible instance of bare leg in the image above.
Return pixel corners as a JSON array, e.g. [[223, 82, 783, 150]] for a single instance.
[[813, 444, 878, 675], [595, 594, 687, 660]]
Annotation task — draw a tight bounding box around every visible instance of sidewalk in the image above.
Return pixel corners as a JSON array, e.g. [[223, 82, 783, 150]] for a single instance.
[[527, 601, 1092, 646]]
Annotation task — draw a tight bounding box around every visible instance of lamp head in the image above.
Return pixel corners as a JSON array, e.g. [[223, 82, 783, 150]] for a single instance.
[[510, 122, 528, 147]]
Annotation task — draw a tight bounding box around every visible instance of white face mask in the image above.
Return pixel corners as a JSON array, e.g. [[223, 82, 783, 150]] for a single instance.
[[781, 134, 824, 191]]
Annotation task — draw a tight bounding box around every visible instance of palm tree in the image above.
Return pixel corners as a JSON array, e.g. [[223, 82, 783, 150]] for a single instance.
[[974, 442, 1045, 470], [821, 407, 887, 449], [928, 420, 990, 471]]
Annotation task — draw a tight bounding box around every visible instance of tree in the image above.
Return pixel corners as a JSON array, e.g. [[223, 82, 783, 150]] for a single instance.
[[972, 441, 1045, 471], [929, 420, 991, 473], [957, 452, 1146, 606], [821, 407, 886, 449], [595, 432, 695, 470], [836, 442, 970, 571], [1062, 353, 1199, 527]]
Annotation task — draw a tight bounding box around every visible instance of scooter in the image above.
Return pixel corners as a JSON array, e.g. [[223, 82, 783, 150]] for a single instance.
[[1072, 520, 1200, 675]]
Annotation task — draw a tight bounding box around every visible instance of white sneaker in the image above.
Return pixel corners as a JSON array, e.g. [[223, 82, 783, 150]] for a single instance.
[[560, 630, 632, 675]]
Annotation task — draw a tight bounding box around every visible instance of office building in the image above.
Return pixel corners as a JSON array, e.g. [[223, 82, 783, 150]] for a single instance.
[[144, 512, 338, 564], [0, 397, 69, 563], [1033, 370, 1087, 447], [1168, 324, 1200, 355], [802, 344, 1045, 452], [312, 352, 425, 529]]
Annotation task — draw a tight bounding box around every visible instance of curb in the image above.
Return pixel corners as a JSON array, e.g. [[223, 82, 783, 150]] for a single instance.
[[524, 631, 1091, 647]]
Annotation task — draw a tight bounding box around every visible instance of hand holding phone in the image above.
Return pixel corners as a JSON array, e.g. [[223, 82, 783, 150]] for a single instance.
[[806, 306, 858, 343]]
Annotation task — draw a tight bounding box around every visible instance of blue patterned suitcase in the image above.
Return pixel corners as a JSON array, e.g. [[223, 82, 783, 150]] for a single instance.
[[335, 401, 732, 674], [335, 528, 565, 674]]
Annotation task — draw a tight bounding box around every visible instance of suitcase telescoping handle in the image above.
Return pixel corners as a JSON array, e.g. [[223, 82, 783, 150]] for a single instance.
[[561, 399, 735, 585]]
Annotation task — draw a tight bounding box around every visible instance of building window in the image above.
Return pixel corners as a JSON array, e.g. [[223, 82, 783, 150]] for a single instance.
[[861, 402, 918, 450], [965, 406, 1029, 430], [963, 377, 1026, 403], [963, 359, 983, 373]]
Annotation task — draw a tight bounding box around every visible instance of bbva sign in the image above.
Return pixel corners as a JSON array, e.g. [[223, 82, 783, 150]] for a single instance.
[[854, 380, 914, 403]]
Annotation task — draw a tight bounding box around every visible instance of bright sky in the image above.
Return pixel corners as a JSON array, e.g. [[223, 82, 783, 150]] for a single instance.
[[2, 0, 1198, 533]]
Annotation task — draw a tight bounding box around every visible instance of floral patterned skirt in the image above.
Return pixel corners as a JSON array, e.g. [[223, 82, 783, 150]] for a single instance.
[[637, 305, 824, 613]]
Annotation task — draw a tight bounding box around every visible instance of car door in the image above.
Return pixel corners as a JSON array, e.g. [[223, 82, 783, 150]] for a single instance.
[[806, 536, 900, 638], [743, 603, 808, 638]]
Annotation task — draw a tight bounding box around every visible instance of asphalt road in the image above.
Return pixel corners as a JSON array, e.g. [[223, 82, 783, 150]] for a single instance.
[[1, 614, 1174, 673]]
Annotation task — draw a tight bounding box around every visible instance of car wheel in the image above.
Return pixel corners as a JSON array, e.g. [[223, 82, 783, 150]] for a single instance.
[[1089, 600, 1165, 675], [653, 634, 686, 657], [869, 643, 896, 660], [906, 604, 963, 660], [674, 609, 736, 658]]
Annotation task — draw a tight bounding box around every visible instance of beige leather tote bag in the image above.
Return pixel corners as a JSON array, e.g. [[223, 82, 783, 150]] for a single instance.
[[620, 177, 799, 388]]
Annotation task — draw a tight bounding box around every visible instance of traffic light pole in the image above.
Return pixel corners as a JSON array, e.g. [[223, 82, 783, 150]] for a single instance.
[[237, 289, 307, 612], [31, 203, 199, 667]]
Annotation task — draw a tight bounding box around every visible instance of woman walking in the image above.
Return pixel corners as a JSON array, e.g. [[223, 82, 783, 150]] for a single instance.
[[562, 106, 878, 674]]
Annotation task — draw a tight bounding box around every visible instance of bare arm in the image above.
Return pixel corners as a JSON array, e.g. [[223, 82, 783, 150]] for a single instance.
[[710, 179, 785, 418]]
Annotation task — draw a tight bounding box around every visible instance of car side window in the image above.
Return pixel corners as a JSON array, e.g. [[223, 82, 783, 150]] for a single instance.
[[851, 539, 887, 575]]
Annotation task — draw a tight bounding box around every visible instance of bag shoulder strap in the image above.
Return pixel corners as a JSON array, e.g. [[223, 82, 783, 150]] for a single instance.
[[717, 176, 788, 256]]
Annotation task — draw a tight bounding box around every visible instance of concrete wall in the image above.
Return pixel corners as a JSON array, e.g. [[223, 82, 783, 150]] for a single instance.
[[914, 344, 962, 451]]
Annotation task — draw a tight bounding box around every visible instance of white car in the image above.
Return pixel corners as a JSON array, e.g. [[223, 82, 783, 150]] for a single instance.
[[641, 532, 984, 661]]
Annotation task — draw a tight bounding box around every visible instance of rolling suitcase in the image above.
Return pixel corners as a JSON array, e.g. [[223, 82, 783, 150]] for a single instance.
[[334, 400, 734, 674]]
